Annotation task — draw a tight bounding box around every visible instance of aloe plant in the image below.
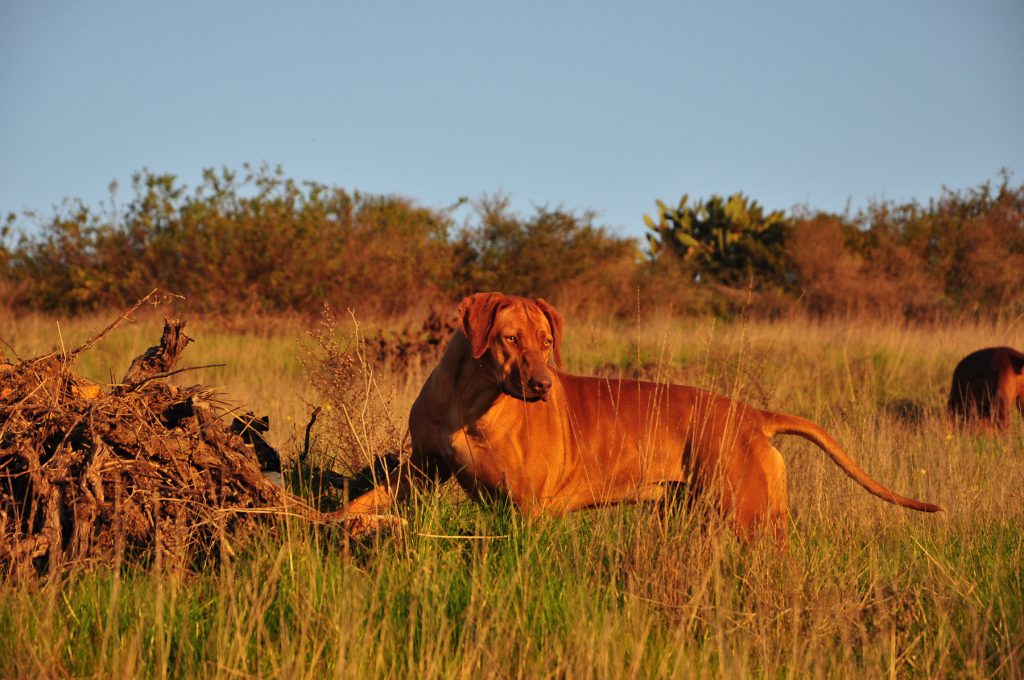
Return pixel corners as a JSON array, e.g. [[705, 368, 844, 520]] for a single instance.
[[645, 192, 792, 288]]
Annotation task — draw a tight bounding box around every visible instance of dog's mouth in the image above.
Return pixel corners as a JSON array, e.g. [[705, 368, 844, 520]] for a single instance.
[[501, 383, 548, 403]]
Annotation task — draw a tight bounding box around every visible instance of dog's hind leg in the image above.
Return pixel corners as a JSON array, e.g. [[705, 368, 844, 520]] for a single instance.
[[727, 439, 789, 544]]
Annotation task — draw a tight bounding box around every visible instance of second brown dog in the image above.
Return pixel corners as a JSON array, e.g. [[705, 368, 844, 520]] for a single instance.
[[948, 346, 1024, 428]]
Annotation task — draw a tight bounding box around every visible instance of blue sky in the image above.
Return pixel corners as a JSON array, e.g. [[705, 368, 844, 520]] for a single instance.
[[2, 1, 1022, 239]]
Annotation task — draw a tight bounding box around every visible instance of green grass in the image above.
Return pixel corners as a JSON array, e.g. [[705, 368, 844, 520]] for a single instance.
[[2, 497, 1019, 677], [1, 309, 1023, 677]]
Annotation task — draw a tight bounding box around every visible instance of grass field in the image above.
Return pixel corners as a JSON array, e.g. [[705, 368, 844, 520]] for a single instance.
[[1, 307, 1023, 678]]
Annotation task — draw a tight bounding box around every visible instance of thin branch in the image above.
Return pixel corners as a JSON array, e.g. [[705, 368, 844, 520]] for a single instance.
[[301, 406, 322, 462], [0, 334, 18, 360], [113, 363, 226, 393], [63, 289, 168, 359]]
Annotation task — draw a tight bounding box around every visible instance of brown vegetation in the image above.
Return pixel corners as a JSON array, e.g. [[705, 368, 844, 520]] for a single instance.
[[0, 307, 396, 577], [1, 166, 1021, 321], [789, 175, 1024, 319]]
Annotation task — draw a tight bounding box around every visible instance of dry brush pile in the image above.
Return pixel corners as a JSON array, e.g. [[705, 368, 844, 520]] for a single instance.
[[0, 307, 399, 577]]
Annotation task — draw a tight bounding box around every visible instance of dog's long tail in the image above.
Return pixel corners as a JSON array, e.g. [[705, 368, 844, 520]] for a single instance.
[[762, 411, 943, 513]]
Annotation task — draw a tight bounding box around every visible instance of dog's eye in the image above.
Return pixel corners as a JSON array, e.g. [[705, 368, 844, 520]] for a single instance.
[[505, 336, 518, 345], [543, 338, 552, 348]]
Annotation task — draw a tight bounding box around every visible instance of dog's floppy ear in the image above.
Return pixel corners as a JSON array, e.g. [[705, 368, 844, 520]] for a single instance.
[[534, 298, 564, 368], [458, 292, 508, 359]]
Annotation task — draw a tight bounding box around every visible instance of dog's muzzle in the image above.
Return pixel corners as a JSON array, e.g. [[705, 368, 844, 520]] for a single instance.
[[526, 374, 551, 401], [503, 372, 552, 402]]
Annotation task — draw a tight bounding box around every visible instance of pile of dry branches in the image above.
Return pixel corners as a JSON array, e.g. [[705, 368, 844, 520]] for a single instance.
[[0, 304, 397, 576]]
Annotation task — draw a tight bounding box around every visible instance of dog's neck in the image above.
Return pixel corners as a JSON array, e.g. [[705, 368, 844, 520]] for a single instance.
[[429, 331, 508, 423]]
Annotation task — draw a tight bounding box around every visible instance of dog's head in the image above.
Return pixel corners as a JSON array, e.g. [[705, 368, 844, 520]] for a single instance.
[[458, 292, 564, 402]]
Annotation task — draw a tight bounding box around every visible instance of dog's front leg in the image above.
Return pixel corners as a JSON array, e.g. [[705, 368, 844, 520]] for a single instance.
[[346, 452, 452, 515]]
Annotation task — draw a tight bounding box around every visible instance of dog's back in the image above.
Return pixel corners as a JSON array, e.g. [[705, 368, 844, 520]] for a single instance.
[[948, 346, 1024, 425]]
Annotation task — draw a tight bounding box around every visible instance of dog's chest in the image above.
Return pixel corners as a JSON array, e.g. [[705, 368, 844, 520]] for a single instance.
[[444, 421, 561, 506]]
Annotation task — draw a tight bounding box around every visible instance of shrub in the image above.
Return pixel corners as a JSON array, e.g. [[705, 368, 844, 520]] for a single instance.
[[4, 166, 455, 316], [3, 167, 1021, 321], [789, 212, 940, 318], [452, 195, 641, 314], [645, 193, 794, 291]]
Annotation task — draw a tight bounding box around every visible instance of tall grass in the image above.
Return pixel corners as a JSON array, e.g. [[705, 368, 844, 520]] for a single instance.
[[1, 308, 1022, 677]]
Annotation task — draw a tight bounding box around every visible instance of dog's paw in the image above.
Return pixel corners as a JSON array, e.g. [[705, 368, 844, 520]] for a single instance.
[[346, 513, 407, 538]]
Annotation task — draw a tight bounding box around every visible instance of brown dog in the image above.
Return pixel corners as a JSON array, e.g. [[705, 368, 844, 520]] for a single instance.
[[347, 293, 941, 540], [948, 347, 1024, 428]]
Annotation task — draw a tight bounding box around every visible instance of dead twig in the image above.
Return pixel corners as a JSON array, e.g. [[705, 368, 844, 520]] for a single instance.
[[301, 406, 322, 463], [68, 288, 165, 358]]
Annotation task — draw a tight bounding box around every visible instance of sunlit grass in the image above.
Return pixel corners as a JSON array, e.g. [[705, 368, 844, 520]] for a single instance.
[[1, 307, 1022, 677]]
